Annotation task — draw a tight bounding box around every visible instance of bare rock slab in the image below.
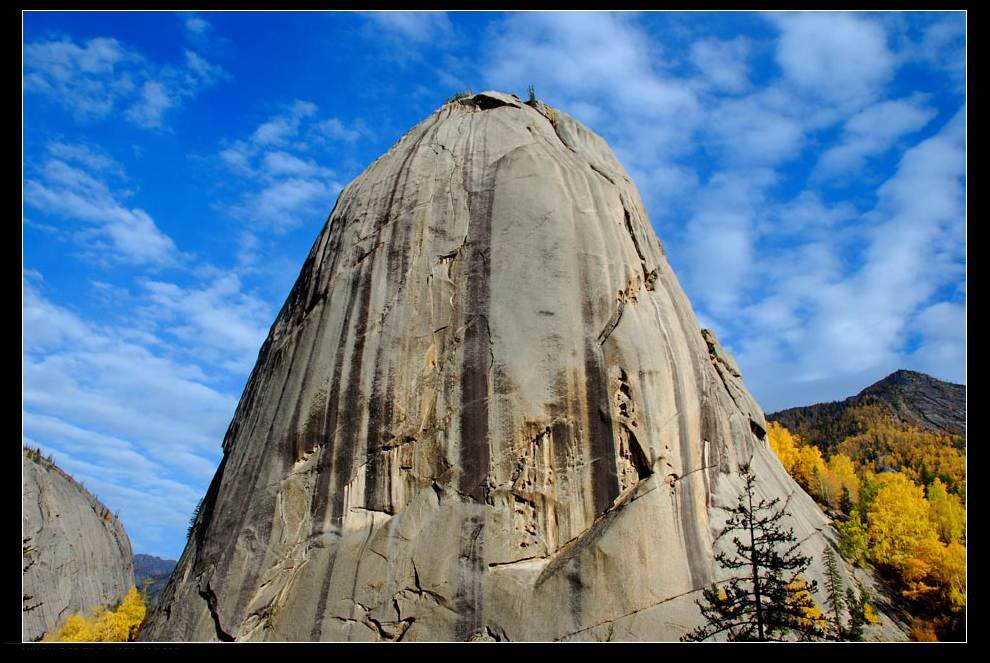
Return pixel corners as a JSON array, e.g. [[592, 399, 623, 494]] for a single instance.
[[140, 92, 907, 642]]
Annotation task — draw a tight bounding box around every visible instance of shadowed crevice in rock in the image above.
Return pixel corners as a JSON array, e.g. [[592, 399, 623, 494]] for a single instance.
[[199, 584, 235, 642]]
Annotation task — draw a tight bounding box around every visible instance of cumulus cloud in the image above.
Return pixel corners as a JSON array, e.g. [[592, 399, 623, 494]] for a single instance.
[[814, 96, 937, 181], [24, 148, 181, 267], [729, 109, 965, 409], [690, 37, 751, 93], [25, 34, 227, 129], [769, 11, 896, 111], [140, 274, 272, 373], [363, 11, 454, 43], [217, 100, 353, 230]]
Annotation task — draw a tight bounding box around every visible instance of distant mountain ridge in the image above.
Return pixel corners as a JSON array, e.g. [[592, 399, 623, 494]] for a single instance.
[[134, 554, 176, 606], [768, 370, 966, 452]]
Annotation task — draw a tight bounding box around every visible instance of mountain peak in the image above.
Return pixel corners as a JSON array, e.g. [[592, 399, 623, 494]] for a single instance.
[[768, 369, 966, 450]]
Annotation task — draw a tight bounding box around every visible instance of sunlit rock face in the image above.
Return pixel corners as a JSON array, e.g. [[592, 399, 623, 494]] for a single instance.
[[22, 449, 134, 641], [140, 92, 905, 642]]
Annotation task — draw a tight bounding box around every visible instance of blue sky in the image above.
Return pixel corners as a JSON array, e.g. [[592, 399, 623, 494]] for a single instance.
[[22, 11, 965, 559]]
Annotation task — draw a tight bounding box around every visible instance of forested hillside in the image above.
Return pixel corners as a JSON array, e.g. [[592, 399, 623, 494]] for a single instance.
[[765, 371, 965, 641]]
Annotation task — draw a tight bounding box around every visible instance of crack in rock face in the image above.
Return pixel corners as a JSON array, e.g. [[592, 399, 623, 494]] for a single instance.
[[137, 91, 909, 642]]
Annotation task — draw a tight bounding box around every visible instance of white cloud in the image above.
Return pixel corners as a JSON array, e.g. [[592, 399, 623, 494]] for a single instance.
[[363, 11, 453, 43], [24, 151, 181, 267], [125, 80, 174, 129], [251, 100, 317, 146], [311, 117, 362, 143], [814, 96, 937, 181], [46, 140, 124, 175], [184, 50, 227, 86], [184, 14, 210, 35], [23, 281, 236, 479], [770, 11, 896, 111], [25, 37, 138, 119], [217, 101, 351, 230], [690, 37, 751, 93], [25, 35, 227, 130], [729, 109, 965, 409], [140, 274, 272, 373], [908, 301, 965, 382], [261, 151, 329, 177], [706, 95, 806, 166], [235, 177, 341, 231]]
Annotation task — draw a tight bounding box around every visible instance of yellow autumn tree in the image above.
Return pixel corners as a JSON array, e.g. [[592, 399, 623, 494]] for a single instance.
[[866, 472, 939, 570], [926, 478, 965, 545], [768, 421, 801, 473], [767, 421, 827, 499], [44, 586, 146, 642], [820, 453, 860, 511]]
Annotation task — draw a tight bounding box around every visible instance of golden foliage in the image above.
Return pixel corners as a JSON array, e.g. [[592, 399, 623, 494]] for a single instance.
[[838, 418, 965, 495], [44, 586, 146, 642], [821, 453, 860, 511], [767, 414, 965, 638], [863, 601, 879, 625], [768, 422, 827, 497], [927, 478, 965, 544], [786, 577, 828, 636], [866, 472, 938, 569]]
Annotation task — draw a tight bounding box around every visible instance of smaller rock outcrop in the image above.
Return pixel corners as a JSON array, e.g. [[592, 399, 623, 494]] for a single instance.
[[22, 447, 135, 641]]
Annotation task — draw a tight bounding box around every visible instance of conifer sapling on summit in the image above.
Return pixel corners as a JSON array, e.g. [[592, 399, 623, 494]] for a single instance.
[[683, 463, 827, 641]]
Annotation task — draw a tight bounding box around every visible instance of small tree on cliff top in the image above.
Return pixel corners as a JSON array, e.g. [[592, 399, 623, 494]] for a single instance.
[[683, 463, 827, 641]]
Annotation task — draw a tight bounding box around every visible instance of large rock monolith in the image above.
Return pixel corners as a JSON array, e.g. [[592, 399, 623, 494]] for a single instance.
[[141, 92, 906, 641]]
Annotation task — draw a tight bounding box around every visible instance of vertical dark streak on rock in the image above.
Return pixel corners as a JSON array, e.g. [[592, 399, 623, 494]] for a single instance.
[[309, 548, 339, 641], [285, 317, 327, 464], [453, 513, 485, 640], [192, 313, 312, 624], [584, 344, 619, 516], [364, 112, 444, 512], [458, 117, 494, 503], [330, 263, 375, 525], [579, 267, 619, 517], [660, 335, 708, 590], [566, 558, 584, 631], [310, 271, 363, 531]]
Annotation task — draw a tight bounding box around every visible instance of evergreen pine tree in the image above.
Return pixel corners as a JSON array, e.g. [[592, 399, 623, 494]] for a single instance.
[[822, 547, 847, 639], [186, 497, 204, 540], [844, 581, 872, 642], [682, 463, 827, 641]]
